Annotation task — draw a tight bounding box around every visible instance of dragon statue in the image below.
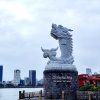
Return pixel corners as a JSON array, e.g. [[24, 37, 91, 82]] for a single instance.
[[41, 24, 74, 64]]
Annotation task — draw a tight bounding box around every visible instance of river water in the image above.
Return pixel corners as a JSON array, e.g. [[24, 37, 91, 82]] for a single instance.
[[0, 88, 43, 100]]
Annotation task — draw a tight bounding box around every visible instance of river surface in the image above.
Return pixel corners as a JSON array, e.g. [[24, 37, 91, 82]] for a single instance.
[[0, 88, 43, 100]]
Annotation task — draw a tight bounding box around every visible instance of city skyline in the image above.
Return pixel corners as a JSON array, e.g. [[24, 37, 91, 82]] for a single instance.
[[0, 0, 100, 81], [1, 67, 37, 82]]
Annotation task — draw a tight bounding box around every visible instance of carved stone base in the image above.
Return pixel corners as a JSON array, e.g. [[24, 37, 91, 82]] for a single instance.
[[44, 69, 78, 100], [45, 62, 77, 71]]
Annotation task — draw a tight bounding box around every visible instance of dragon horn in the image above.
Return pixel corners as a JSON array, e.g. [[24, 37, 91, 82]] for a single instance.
[[41, 47, 45, 52], [51, 47, 58, 51]]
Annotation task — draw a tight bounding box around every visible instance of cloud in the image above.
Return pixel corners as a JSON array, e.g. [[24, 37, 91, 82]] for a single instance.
[[0, 0, 100, 80], [0, 1, 33, 21]]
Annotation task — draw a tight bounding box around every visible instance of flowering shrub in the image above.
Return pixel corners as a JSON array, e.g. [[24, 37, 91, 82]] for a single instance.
[[79, 85, 100, 91]]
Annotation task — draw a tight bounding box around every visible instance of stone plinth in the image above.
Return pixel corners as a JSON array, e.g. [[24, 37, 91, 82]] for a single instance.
[[44, 69, 78, 100]]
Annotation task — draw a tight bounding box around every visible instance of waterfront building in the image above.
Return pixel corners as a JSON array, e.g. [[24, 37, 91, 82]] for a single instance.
[[24, 77, 30, 86], [86, 68, 92, 76], [20, 79, 25, 86], [0, 65, 3, 82], [13, 69, 21, 86], [37, 79, 43, 86], [29, 70, 36, 86]]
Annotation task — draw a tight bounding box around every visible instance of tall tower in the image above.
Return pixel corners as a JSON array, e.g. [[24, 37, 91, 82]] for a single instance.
[[14, 69, 21, 85], [29, 70, 36, 86], [0, 65, 3, 82]]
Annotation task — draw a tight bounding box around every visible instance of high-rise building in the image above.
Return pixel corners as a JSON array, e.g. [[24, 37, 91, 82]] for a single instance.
[[0, 65, 3, 82], [29, 70, 36, 86], [20, 80, 25, 86], [86, 68, 92, 76], [14, 69, 21, 85], [24, 77, 30, 86]]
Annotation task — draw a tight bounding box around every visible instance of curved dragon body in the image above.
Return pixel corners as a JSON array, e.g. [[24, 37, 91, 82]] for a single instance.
[[42, 24, 74, 64], [50, 24, 74, 64]]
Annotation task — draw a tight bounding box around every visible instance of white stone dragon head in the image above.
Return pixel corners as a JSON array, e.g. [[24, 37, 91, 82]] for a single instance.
[[51, 24, 73, 39]]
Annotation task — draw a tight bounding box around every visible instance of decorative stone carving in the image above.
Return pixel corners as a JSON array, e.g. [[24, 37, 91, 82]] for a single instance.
[[41, 24, 76, 70], [41, 47, 59, 63], [50, 24, 74, 64], [42, 24, 78, 100]]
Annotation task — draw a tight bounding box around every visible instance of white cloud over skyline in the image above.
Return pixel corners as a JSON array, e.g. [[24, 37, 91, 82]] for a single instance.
[[0, 0, 100, 81]]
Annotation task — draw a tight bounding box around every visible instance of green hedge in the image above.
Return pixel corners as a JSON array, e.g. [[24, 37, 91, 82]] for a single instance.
[[79, 85, 100, 91]]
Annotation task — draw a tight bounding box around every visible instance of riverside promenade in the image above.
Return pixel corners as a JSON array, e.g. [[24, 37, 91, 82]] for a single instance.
[[18, 90, 100, 100], [18, 90, 66, 100], [18, 90, 44, 100]]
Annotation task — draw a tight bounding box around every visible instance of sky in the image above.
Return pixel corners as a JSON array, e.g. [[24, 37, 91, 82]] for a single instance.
[[0, 0, 100, 81]]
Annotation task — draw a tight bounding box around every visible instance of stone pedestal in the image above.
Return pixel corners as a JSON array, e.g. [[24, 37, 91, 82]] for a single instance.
[[44, 69, 78, 100]]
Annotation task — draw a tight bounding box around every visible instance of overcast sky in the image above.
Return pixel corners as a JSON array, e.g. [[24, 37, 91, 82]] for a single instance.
[[0, 0, 100, 81]]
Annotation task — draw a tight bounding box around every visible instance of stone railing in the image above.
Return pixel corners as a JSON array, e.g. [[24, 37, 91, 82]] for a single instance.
[[77, 91, 100, 100], [19, 90, 100, 100], [19, 90, 43, 100]]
